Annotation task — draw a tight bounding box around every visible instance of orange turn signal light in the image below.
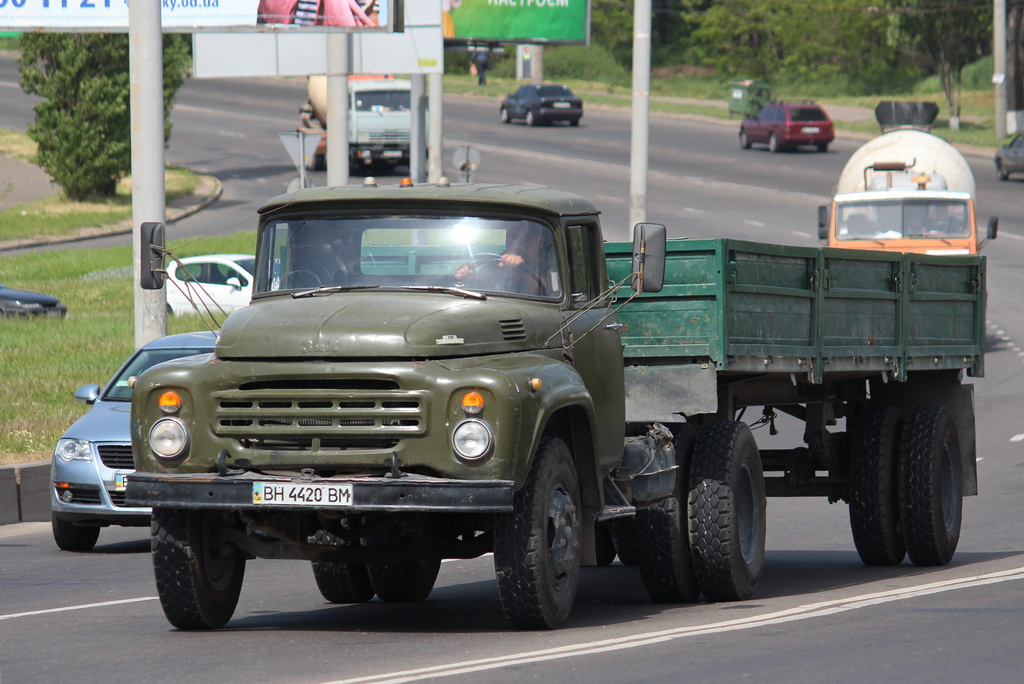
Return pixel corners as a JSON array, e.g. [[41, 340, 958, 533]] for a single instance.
[[461, 391, 485, 415], [158, 390, 182, 414]]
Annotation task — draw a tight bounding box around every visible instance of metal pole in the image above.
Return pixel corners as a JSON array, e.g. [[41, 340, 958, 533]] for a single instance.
[[326, 33, 350, 187], [629, 0, 651, 229], [410, 74, 426, 183], [996, 0, 1008, 139], [428, 73, 444, 182], [129, 0, 167, 348]]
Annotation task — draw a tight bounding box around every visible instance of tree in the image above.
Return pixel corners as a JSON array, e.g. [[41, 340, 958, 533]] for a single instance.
[[889, 0, 992, 130], [18, 33, 191, 200]]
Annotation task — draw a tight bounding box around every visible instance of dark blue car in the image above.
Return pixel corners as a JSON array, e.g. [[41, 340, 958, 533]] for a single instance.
[[500, 84, 583, 127], [0, 282, 67, 317]]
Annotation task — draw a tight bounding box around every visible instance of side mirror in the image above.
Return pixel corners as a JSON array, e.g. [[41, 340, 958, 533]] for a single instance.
[[226, 276, 242, 290], [817, 205, 830, 240], [988, 216, 999, 240], [631, 222, 666, 293], [73, 383, 101, 405], [140, 221, 166, 290]]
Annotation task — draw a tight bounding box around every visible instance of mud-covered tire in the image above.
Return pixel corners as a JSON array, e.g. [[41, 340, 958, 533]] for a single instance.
[[899, 405, 963, 566], [688, 421, 766, 602], [634, 424, 700, 602], [849, 405, 906, 566], [494, 436, 581, 629], [151, 508, 245, 630], [310, 529, 375, 604], [51, 513, 100, 552]]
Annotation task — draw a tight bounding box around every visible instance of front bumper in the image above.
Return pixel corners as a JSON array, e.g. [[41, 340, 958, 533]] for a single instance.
[[126, 471, 514, 513]]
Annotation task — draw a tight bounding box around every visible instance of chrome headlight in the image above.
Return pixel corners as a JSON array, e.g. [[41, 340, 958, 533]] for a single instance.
[[451, 419, 493, 461], [149, 418, 189, 459], [55, 438, 92, 463]]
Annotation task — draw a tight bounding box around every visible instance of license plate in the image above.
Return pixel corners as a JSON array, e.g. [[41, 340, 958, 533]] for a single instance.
[[114, 472, 130, 491], [801, 126, 820, 134], [552, 102, 570, 109], [382, 150, 402, 158], [253, 481, 354, 507]]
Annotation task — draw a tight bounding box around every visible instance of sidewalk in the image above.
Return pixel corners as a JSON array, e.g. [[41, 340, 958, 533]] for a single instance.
[[0, 153, 222, 253]]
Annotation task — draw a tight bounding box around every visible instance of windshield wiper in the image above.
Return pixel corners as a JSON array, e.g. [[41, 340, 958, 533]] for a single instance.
[[401, 285, 487, 300], [292, 284, 379, 299]]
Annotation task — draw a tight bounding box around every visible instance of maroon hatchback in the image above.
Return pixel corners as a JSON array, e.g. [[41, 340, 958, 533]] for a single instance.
[[739, 101, 834, 153]]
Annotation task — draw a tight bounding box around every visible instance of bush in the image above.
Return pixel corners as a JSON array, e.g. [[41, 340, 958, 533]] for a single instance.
[[18, 34, 191, 201]]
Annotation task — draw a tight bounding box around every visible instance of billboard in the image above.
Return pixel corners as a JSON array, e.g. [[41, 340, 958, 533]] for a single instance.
[[193, 1, 441, 77], [0, 0, 398, 33], [444, 0, 588, 45]]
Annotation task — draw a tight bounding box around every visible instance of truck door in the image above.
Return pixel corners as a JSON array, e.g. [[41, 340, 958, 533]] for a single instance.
[[563, 221, 626, 469]]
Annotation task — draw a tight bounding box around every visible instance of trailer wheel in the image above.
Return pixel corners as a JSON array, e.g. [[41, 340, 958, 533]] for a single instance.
[[688, 421, 766, 601], [151, 507, 245, 630], [635, 424, 700, 602], [310, 529, 375, 604], [494, 436, 581, 629], [899, 405, 963, 566], [364, 524, 441, 603], [849, 405, 906, 566]]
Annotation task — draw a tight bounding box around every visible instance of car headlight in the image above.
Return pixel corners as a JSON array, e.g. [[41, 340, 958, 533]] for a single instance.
[[149, 418, 189, 459], [451, 419, 493, 461], [55, 438, 92, 462]]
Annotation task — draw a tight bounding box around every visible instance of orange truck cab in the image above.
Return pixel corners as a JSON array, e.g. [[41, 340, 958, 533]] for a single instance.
[[819, 120, 997, 255]]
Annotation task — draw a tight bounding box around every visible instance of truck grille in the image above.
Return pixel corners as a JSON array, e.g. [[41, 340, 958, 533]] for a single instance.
[[368, 130, 410, 144], [212, 378, 424, 452]]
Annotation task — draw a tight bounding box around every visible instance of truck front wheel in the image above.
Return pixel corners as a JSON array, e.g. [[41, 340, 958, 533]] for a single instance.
[[899, 405, 963, 566], [151, 508, 246, 630], [634, 424, 700, 602], [494, 436, 581, 629], [688, 421, 766, 601], [849, 405, 907, 566]]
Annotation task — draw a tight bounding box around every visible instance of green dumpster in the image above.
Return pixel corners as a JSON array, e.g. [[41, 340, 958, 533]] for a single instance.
[[728, 79, 773, 119]]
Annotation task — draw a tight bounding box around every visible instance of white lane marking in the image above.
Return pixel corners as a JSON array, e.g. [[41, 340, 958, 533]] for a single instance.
[[324, 566, 1024, 684], [1011, 434, 1024, 442], [0, 597, 158, 621]]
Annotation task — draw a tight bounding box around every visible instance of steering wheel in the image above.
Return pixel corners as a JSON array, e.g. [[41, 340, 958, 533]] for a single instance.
[[285, 270, 321, 289], [464, 254, 546, 293]]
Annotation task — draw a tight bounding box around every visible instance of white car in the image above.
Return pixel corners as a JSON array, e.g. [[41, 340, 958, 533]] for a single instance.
[[165, 254, 255, 316]]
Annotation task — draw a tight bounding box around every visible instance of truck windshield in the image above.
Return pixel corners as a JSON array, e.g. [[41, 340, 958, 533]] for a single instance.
[[255, 215, 561, 299], [837, 199, 970, 241], [353, 90, 410, 112]]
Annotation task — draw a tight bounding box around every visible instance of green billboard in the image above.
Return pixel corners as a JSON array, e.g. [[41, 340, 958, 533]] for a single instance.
[[444, 0, 589, 45]]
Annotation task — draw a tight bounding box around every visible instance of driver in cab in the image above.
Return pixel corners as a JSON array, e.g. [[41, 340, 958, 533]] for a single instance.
[[455, 225, 555, 296]]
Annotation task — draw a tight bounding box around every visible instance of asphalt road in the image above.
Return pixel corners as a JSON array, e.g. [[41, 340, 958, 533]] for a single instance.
[[2, 56, 1024, 684]]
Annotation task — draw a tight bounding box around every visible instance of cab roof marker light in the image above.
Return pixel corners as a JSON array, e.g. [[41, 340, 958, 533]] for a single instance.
[[363, 176, 377, 186], [437, 177, 451, 187], [400, 178, 414, 187]]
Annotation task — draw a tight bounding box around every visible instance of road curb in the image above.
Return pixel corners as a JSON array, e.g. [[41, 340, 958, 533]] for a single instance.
[[0, 461, 50, 525], [0, 173, 223, 253]]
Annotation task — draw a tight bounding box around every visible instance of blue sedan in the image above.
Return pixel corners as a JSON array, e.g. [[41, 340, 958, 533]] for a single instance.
[[499, 84, 583, 127], [50, 331, 217, 551]]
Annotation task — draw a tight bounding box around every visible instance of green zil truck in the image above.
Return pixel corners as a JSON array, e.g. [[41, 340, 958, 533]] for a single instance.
[[128, 181, 985, 630]]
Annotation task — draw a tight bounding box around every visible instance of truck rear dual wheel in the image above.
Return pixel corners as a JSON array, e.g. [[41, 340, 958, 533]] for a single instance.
[[310, 529, 375, 604], [494, 436, 581, 629], [151, 508, 246, 630], [899, 405, 963, 566], [849, 405, 907, 566], [688, 421, 766, 602], [634, 424, 701, 603]]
